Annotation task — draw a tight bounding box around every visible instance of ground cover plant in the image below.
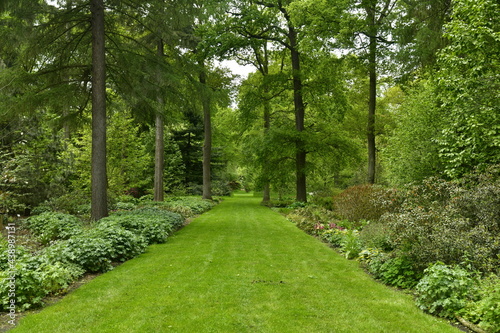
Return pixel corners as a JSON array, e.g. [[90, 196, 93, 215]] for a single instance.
[[0, 195, 217, 313], [8, 195, 458, 332]]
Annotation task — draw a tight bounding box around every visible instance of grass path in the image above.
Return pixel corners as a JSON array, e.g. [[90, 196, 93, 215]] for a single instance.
[[10, 194, 459, 332]]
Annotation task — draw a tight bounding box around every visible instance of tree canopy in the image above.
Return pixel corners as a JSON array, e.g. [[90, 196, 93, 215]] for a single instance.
[[0, 0, 498, 215]]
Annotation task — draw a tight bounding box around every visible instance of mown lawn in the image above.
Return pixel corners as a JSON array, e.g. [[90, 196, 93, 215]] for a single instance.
[[10, 194, 459, 332]]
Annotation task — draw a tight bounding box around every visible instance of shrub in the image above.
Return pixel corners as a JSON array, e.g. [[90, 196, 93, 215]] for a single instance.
[[261, 199, 294, 208], [359, 221, 393, 252], [378, 256, 421, 289], [383, 175, 500, 273], [25, 212, 83, 245], [333, 185, 400, 226], [32, 191, 90, 215], [415, 263, 476, 318]]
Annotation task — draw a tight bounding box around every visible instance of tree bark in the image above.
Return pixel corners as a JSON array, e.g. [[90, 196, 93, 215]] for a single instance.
[[261, 48, 271, 203], [262, 96, 271, 202], [367, 5, 377, 185], [199, 62, 212, 200], [288, 24, 307, 202], [154, 39, 165, 201], [90, 0, 108, 220]]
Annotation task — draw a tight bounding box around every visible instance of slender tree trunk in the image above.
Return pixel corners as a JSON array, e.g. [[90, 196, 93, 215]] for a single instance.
[[262, 94, 271, 202], [261, 48, 271, 203], [288, 24, 307, 203], [154, 39, 165, 201], [367, 6, 377, 185], [90, 0, 108, 220], [199, 62, 212, 200]]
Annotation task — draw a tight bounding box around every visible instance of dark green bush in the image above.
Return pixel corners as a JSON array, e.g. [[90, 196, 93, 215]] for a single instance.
[[415, 263, 476, 318], [309, 195, 335, 210], [211, 180, 232, 196], [32, 191, 90, 215], [25, 212, 83, 245]]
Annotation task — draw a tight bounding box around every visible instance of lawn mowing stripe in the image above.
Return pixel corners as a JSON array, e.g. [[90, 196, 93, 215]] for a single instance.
[[9, 195, 460, 333]]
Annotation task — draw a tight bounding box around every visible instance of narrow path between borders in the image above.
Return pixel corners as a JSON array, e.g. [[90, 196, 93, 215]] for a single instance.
[[10, 194, 459, 333]]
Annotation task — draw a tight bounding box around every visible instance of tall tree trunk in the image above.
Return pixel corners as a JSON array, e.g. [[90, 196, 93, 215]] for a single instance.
[[90, 0, 108, 220], [199, 62, 212, 200], [261, 46, 271, 203], [154, 39, 165, 201], [288, 24, 307, 203], [367, 6, 377, 185], [262, 94, 271, 202]]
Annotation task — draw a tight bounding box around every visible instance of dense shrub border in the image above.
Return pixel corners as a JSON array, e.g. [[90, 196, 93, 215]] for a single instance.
[[282, 168, 500, 332], [0, 196, 217, 312]]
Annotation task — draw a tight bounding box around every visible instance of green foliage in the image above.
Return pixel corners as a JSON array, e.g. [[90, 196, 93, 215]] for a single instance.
[[415, 263, 476, 318], [0, 252, 84, 311], [373, 255, 421, 289], [435, 0, 500, 179], [92, 225, 148, 262], [319, 228, 346, 247], [31, 190, 91, 215], [286, 205, 339, 235], [114, 202, 137, 211], [0, 114, 72, 211], [382, 80, 444, 185], [43, 236, 114, 273], [97, 208, 183, 245], [359, 221, 393, 252], [66, 110, 151, 197], [383, 174, 500, 272], [340, 230, 362, 260], [25, 212, 84, 245], [141, 196, 216, 218], [464, 275, 500, 332]]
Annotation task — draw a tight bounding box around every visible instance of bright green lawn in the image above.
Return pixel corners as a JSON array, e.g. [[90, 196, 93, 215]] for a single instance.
[[10, 195, 459, 332]]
